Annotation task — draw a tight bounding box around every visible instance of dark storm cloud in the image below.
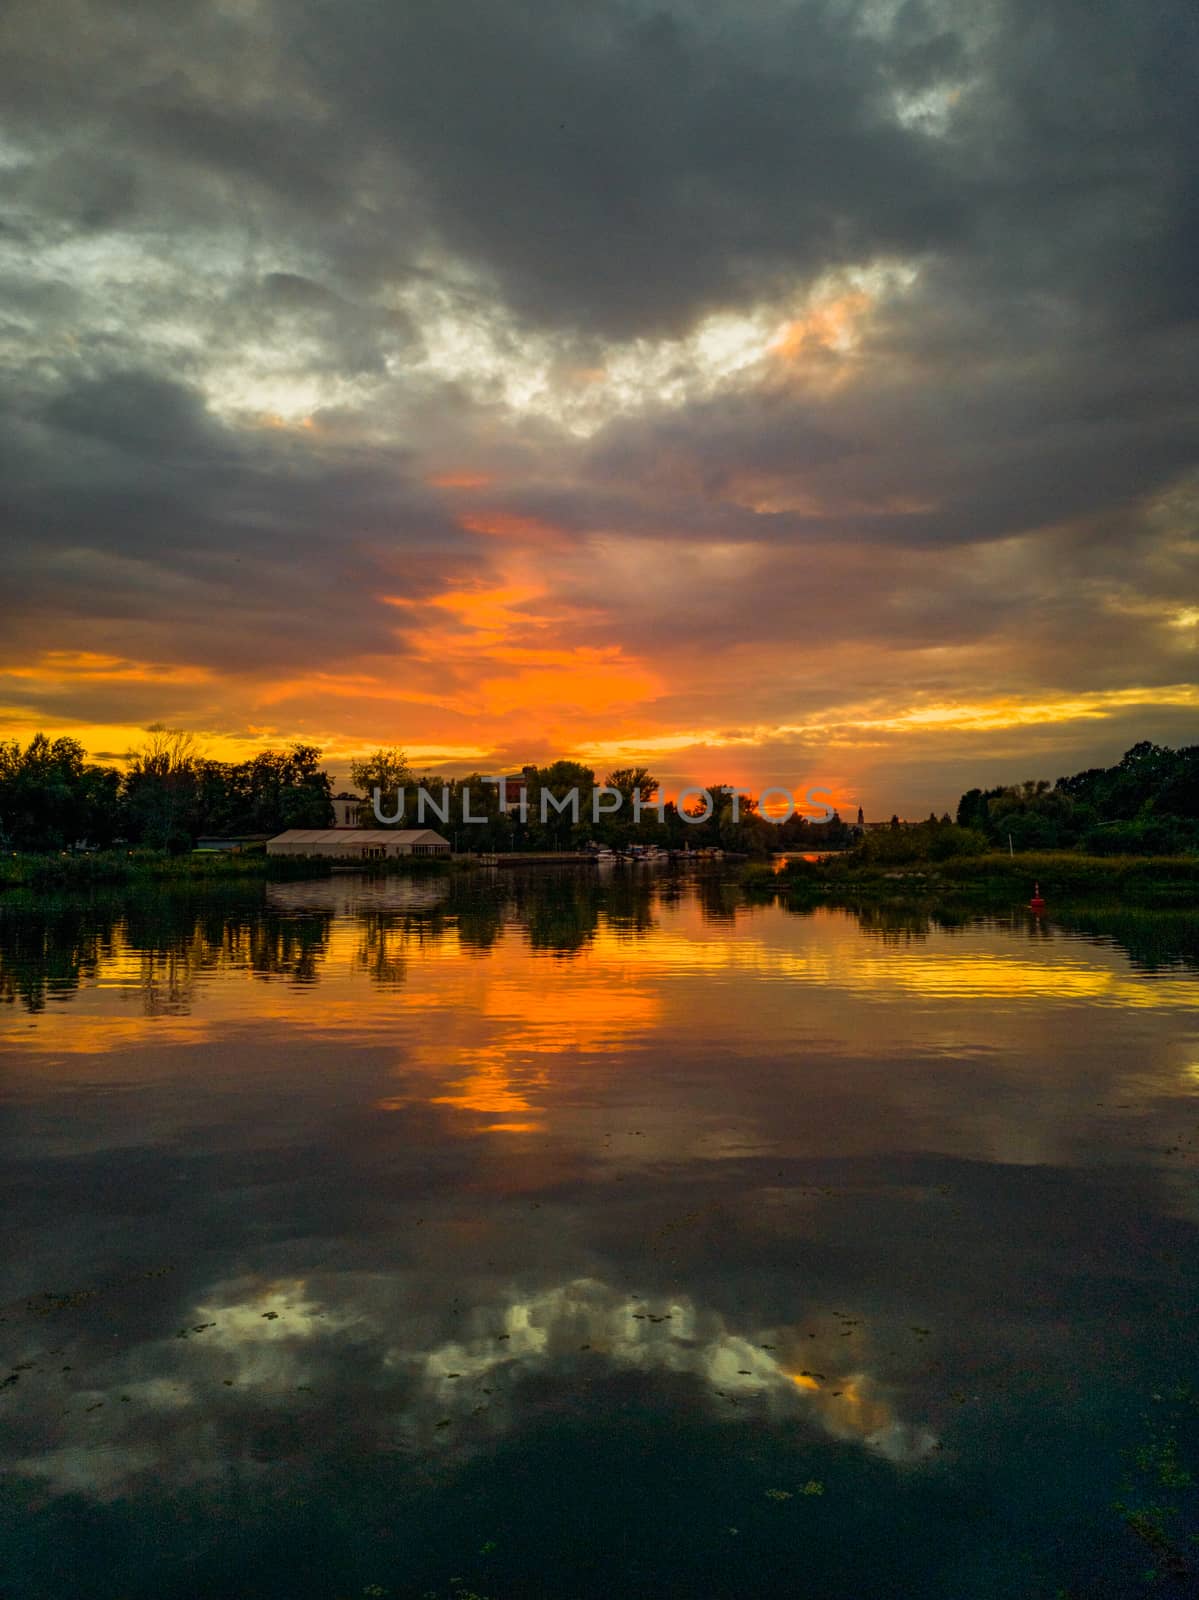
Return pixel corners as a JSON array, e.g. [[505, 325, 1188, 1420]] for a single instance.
[[298, 0, 1194, 337], [581, 297, 1199, 549], [0, 365, 472, 672], [285, 0, 968, 339], [6, 0, 1194, 340], [263, 0, 1199, 343]]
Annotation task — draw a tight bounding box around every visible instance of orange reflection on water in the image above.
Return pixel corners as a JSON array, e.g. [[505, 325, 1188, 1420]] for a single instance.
[[4, 890, 1197, 1186], [392, 964, 661, 1120], [787, 1371, 821, 1391]]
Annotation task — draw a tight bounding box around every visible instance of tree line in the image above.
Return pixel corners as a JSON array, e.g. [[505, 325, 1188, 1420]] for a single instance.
[[3, 730, 1193, 858], [850, 742, 1199, 865], [0, 735, 853, 855], [0, 728, 332, 852], [348, 752, 855, 855], [956, 741, 1199, 855]]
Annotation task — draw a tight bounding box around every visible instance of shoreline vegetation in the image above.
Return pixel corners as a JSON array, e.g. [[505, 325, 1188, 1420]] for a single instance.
[[0, 849, 460, 891], [1, 732, 1196, 903], [1, 843, 1197, 908], [743, 850, 1199, 909]]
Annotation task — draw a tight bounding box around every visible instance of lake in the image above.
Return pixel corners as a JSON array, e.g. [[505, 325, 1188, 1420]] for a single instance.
[[2, 868, 1198, 1598]]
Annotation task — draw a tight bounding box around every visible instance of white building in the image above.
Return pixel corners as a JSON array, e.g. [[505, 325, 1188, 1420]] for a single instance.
[[330, 791, 364, 828], [266, 828, 451, 859]]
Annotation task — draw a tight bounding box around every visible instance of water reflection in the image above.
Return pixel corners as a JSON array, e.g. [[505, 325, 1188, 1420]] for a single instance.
[[5, 1270, 935, 1504], [1, 871, 1198, 1598], [5, 873, 1197, 1018]]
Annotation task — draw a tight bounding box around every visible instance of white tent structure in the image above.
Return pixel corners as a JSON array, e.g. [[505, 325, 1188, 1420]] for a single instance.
[[266, 828, 450, 859]]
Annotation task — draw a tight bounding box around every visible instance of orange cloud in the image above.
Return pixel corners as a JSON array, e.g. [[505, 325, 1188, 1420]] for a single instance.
[[0, 651, 215, 687], [428, 470, 493, 489], [378, 568, 665, 726], [460, 510, 569, 546], [769, 291, 871, 361]]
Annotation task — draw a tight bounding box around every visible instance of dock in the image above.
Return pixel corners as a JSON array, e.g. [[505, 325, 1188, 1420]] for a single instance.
[[473, 851, 598, 866]]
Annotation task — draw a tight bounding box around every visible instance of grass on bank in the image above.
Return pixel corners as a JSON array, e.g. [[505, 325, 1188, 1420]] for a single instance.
[[745, 850, 1199, 907], [0, 849, 460, 891], [5, 843, 1199, 905]]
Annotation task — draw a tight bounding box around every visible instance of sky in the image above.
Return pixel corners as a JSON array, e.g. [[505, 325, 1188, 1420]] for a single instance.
[[0, 0, 1196, 816]]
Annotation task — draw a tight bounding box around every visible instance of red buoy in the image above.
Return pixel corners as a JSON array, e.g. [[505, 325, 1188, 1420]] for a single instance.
[[1029, 882, 1046, 912]]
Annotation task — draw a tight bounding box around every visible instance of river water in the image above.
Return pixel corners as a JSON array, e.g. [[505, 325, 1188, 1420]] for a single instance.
[[2, 868, 1197, 1598]]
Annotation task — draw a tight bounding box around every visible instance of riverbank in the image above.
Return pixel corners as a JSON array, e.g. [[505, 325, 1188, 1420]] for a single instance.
[[0, 850, 460, 891], [745, 850, 1199, 908], [6, 845, 1199, 906]]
